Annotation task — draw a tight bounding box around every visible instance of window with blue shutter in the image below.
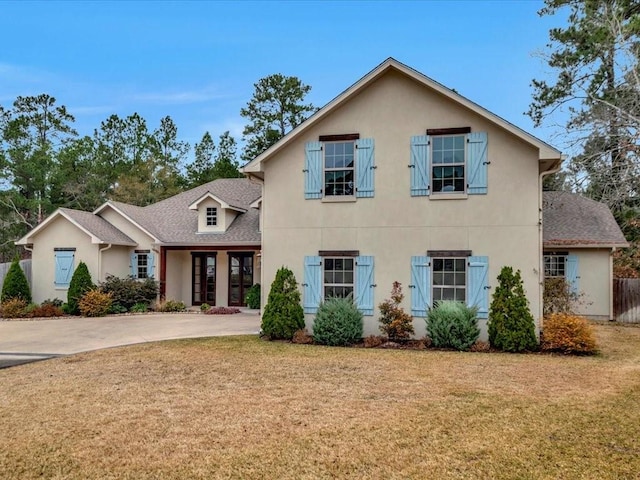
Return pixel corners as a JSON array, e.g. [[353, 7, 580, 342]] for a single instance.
[[467, 256, 489, 319], [566, 254, 579, 295], [54, 250, 75, 287], [304, 142, 323, 199], [410, 256, 431, 317], [303, 256, 322, 313], [130, 253, 138, 278], [410, 136, 430, 196], [355, 256, 375, 316], [147, 253, 155, 278], [467, 132, 488, 195], [355, 138, 375, 198]]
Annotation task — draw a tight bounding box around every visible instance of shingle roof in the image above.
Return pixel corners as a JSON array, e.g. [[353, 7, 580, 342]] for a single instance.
[[103, 178, 262, 245], [59, 208, 136, 245], [543, 191, 628, 247]]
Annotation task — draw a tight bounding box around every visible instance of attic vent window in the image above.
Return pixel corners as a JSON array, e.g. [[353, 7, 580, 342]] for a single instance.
[[206, 207, 217, 226]]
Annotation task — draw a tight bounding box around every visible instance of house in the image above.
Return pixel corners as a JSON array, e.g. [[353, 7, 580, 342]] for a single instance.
[[543, 191, 628, 319], [16, 178, 262, 308], [242, 57, 624, 339]]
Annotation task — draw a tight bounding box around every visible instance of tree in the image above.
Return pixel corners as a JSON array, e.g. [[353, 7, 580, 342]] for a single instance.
[[260, 266, 304, 340], [529, 0, 640, 214], [211, 131, 243, 179], [67, 261, 95, 315], [1, 258, 31, 303], [185, 131, 216, 187], [240, 74, 316, 162]]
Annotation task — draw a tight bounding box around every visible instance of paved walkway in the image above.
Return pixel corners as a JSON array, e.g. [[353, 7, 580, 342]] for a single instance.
[[0, 311, 261, 368]]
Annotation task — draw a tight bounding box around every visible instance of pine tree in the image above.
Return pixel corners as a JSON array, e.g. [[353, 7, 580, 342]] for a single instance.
[[261, 267, 304, 340], [67, 261, 95, 315], [1, 258, 31, 303]]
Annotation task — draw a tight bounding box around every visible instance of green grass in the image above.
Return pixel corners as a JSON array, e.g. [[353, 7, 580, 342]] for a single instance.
[[0, 322, 639, 479]]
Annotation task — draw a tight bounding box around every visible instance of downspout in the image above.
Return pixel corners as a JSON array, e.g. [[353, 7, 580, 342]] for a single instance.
[[98, 244, 112, 281], [538, 157, 564, 332], [610, 247, 616, 321]]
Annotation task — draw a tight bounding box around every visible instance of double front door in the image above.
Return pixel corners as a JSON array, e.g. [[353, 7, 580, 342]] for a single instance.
[[192, 252, 254, 307]]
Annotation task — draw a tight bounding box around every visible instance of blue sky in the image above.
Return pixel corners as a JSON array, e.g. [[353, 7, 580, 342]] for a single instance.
[[1, 0, 565, 156]]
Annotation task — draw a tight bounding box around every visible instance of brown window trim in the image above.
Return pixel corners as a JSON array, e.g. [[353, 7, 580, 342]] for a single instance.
[[54, 247, 76, 251], [427, 250, 472, 258], [544, 251, 569, 256], [135, 249, 150, 254], [426, 127, 471, 136], [318, 133, 360, 142], [319, 250, 359, 257]]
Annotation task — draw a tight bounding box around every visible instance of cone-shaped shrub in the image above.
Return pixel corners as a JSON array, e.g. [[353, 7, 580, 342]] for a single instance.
[[488, 266, 538, 352], [261, 267, 304, 340], [1, 258, 31, 303], [67, 262, 95, 315]]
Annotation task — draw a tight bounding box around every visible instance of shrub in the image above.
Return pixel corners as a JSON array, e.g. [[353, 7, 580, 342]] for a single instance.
[[261, 267, 304, 340], [541, 313, 598, 354], [543, 277, 584, 316], [426, 300, 480, 351], [100, 275, 158, 311], [246, 283, 261, 309], [200, 303, 210, 312], [204, 306, 241, 314], [30, 303, 64, 318], [312, 296, 363, 346], [469, 341, 491, 353], [1, 298, 28, 318], [67, 262, 95, 315], [108, 303, 128, 314], [130, 302, 149, 313], [364, 335, 385, 348], [1, 258, 32, 303], [378, 282, 414, 341], [292, 328, 314, 344], [42, 298, 63, 308], [154, 299, 186, 312], [78, 290, 112, 317], [488, 266, 538, 352]]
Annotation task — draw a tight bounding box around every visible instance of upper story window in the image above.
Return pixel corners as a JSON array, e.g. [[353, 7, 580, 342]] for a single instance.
[[206, 207, 217, 226], [324, 141, 355, 196], [432, 257, 466, 302], [432, 135, 465, 193]]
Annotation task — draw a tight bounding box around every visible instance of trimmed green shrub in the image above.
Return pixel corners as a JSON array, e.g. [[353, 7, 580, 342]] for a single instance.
[[67, 262, 95, 315], [79, 289, 112, 317], [200, 303, 210, 312], [378, 282, 414, 341], [488, 266, 538, 352], [313, 296, 363, 346], [426, 300, 480, 351], [1, 258, 32, 303], [154, 299, 186, 312], [246, 283, 261, 309], [261, 267, 304, 340], [100, 275, 158, 311]]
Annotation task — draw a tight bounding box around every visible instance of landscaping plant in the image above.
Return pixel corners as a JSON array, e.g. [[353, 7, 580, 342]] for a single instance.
[[100, 275, 158, 311], [541, 313, 597, 354], [0, 298, 28, 318], [426, 300, 480, 351], [67, 262, 95, 315], [204, 306, 241, 314], [1, 258, 32, 304], [378, 281, 414, 341], [488, 266, 538, 352], [245, 283, 261, 309], [312, 296, 363, 346], [154, 299, 186, 312], [543, 277, 583, 316], [261, 267, 304, 340], [78, 290, 113, 317]]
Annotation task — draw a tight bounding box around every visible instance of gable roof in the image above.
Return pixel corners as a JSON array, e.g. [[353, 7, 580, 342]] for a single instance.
[[543, 191, 628, 248], [96, 178, 262, 245], [243, 57, 562, 177], [188, 191, 247, 212], [16, 208, 136, 246]]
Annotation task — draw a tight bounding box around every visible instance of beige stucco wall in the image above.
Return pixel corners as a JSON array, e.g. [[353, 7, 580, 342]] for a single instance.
[[570, 249, 613, 319], [260, 70, 543, 339], [99, 208, 156, 250], [101, 245, 134, 280]]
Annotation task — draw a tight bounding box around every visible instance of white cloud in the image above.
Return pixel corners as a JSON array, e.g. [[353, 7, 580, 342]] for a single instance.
[[129, 86, 230, 105]]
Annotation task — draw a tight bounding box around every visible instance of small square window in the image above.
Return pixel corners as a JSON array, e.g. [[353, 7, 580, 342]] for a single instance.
[[544, 254, 566, 278], [206, 207, 217, 226]]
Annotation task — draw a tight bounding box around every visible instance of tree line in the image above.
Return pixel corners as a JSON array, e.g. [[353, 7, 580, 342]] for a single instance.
[[0, 75, 316, 261]]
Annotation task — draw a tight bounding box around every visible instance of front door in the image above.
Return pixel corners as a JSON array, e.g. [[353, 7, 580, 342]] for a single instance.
[[229, 253, 254, 306], [192, 254, 216, 305]]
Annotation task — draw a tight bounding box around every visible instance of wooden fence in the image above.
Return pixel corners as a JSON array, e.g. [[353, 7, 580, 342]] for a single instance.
[[0, 260, 32, 291], [614, 278, 640, 323]]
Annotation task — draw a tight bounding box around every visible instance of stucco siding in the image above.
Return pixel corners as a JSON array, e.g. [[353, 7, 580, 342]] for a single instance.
[[101, 245, 133, 280], [570, 249, 612, 319], [99, 208, 156, 249]]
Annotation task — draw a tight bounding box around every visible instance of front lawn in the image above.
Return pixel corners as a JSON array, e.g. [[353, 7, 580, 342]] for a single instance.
[[1, 322, 639, 479]]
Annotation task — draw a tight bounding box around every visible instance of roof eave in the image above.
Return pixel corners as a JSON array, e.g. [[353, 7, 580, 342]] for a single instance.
[[544, 242, 629, 249], [95, 201, 160, 243]]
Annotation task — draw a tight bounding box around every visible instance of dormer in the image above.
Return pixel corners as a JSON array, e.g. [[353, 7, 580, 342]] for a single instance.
[[189, 192, 247, 233]]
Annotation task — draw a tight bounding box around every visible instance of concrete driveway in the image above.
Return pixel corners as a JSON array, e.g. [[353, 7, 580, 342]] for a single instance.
[[0, 311, 261, 368]]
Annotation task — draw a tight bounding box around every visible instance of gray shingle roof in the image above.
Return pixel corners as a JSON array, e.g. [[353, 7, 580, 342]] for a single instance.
[[60, 208, 136, 245], [104, 178, 262, 245], [543, 191, 628, 247]]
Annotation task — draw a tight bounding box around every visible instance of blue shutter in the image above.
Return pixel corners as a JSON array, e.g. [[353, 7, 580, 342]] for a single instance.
[[355, 138, 375, 198], [467, 132, 488, 195], [410, 135, 430, 196], [303, 256, 322, 314], [54, 251, 75, 286], [147, 253, 155, 278], [130, 253, 138, 278], [566, 254, 579, 295], [410, 256, 431, 317], [355, 256, 375, 316], [468, 256, 489, 319], [304, 141, 323, 199]]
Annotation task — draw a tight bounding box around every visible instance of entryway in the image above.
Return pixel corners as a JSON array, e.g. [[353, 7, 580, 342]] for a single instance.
[[192, 253, 216, 305], [229, 253, 254, 306]]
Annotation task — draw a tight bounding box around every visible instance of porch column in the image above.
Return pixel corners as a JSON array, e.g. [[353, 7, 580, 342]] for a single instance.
[[160, 246, 167, 300]]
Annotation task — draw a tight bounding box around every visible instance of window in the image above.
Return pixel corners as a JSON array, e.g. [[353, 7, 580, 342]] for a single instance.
[[432, 257, 466, 302], [324, 141, 355, 196], [206, 207, 217, 226], [323, 257, 354, 298], [137, 254, 149, 279], [544, 254, 566, 278], [131, 252, 154, 279], [431, 135, 465, 193]]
